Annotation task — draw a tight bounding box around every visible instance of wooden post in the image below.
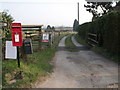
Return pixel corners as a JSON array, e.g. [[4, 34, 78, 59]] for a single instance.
[[39, 27, 41, 49], [20, 45, 27, 61]]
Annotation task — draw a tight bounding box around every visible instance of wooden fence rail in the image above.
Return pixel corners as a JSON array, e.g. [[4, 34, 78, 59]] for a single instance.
[[87, 33, 99, 47]]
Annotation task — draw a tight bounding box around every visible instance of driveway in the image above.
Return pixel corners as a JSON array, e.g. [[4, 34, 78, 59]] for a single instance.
[[34, 35, 118, 88]]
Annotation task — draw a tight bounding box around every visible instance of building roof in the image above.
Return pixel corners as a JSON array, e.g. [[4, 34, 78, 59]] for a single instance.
[[22, 25, 43, 28]]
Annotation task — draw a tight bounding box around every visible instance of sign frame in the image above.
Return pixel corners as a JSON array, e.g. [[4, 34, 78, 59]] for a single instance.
[[42, 33, 49, 42]]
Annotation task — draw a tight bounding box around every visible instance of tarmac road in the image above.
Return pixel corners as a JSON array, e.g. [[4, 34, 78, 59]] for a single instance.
[[34, 35, 118, 88]]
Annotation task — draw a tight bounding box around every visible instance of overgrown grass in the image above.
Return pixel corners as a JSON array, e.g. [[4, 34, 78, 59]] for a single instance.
[[92, 47, 120, 63], [65, 34, 79, 52], [2, 33, 68, 88]]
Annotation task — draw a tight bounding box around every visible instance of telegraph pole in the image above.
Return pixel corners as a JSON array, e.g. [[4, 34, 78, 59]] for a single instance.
[[78, 2, 79, 24]]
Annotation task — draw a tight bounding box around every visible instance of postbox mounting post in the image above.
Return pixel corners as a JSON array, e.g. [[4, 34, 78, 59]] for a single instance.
[[17, 46, 20, 67]]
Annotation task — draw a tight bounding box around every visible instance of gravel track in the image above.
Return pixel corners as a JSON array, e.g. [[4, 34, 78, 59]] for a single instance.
[[34, 35, 118, 88]]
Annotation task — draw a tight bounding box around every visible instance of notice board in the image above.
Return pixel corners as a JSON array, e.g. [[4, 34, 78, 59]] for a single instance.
[[5, 41, 17, 59], [42, 33, 49, 42]]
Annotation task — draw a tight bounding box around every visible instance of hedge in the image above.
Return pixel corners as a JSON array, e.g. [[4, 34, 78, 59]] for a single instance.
[[77, 11, 120, 55]]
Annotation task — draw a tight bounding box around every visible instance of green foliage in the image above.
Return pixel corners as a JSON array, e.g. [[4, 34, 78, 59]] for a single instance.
[[77, 22, 91, 39], [77, 11, 120, 56], [73, 19, 79, 31], [2, 10, 14, 38], [74, 34, 88, 46], [2, 48, 55, 88], [51, 26, 55, 31], [65, 34, 79, 52], [47, 25, 51, 29], [84, 2, 113, 20], [92, 46, 120, 63], [116, 1, 120, 6]]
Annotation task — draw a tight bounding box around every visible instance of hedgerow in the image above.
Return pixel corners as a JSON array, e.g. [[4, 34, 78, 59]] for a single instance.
[[77, 11, 120, 55]]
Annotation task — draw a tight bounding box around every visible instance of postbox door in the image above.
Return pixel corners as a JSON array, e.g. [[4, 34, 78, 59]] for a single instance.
[[12, 31, 22, 46]]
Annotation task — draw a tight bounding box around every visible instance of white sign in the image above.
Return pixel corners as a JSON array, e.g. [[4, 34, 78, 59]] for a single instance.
[[42, 33, 49, 42], [15, 34, 19, 42], [5, 41, 17, 59]]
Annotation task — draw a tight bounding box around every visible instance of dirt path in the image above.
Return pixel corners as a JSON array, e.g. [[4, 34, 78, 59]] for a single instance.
[[34, 35, 118, 88]]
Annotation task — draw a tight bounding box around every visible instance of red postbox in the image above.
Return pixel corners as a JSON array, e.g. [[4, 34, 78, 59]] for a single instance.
[[11, 23, 22, 46]]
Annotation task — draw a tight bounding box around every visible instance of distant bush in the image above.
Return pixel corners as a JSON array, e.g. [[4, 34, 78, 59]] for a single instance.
[[77, 11, 120, 55]]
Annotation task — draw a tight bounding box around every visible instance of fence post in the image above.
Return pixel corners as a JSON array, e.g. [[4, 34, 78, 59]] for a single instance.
[[20, 45, 27, 61], [39, 27, 42, 49]]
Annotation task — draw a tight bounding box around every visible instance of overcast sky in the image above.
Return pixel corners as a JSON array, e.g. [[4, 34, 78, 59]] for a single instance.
[[0, 0, 93, 27]]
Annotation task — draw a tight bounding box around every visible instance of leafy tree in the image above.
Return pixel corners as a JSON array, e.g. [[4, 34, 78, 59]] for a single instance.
[[2, 10, 14, 38], [116, 1, 120, 6], [47, 25, 51, 30], [51, 26, 55, 31], [84, 2, 113, 20], [113, 1, 120, 11], [73, 19, 79, 31]]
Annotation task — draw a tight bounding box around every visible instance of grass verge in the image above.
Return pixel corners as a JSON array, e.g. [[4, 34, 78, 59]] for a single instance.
[[91, 47, 120, 63], [65, 34, 79, 52], [74, 34, 88, 46], [2, 33, 68, 88], [75, 34, 119, 63], [2, 48, 55, 88]]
